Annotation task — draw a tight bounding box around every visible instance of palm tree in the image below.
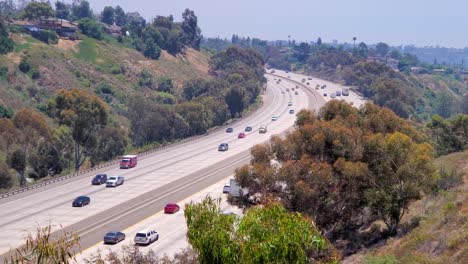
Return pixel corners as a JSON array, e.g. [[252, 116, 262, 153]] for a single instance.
[[353, 37, 357, 47]]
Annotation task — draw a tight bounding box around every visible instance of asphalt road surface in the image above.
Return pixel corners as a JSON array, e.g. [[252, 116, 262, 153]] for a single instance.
[[0, 70, 365, 263]]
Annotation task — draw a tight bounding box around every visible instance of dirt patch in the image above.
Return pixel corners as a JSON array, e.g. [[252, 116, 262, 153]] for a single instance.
[[9, 33, 26, 44], [55, 39, 80, 52], [6, 53, 21, 64], [183, 48, 210, 74]]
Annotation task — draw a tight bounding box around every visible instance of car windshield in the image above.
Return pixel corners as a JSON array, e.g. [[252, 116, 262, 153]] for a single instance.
[[122, 159, 130, 162], [106, 232, 117, 236], [109, 177, 116, 180], [136, 233, 147, 237]]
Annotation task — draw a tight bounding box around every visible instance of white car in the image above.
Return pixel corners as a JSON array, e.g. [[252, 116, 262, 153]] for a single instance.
[[134, 229, 159, 245], [288, 102, 292, 106], [272, 116, 278, 121], [223, 184, 230, 193], [259, 126, 267, 133], [106, 176, 124, 187]]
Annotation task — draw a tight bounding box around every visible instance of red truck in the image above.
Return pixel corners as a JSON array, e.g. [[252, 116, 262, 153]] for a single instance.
[[120, 155, 137, 169]]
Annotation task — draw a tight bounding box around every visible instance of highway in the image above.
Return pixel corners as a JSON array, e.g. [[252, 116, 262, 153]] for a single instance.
[[72, 70, 365, 262], [0, 69, 364, 263]]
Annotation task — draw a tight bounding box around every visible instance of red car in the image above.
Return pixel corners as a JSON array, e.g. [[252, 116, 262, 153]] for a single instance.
[[238, 132, 246, 138], [164, 203, 180, 214]]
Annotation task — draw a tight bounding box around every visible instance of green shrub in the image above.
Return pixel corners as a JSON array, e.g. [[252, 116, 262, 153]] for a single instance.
[[78, 18, 103, 40], [0, 104, 13, 118], [0, 36, 14, 54], [32, 29, 58, 44], [0, 66, 8, 78], [95, 82, 114, 95], [31, 68, 40, 79], [109, 64, 122, 75], [19, 57, 31, 73]]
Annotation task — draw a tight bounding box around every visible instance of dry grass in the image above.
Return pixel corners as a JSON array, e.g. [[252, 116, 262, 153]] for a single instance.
[[343, 150, 468, 264]]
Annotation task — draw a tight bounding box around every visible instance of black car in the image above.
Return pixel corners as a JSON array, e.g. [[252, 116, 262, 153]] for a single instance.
[[72, 196, 90, 207], [104, 231, 126, 244], [289, 109, 295, 114], [226, 127, 233, 133], [245, 126, 253, 132], [92, 174, 107, 185], [218, 143, 229, 151]]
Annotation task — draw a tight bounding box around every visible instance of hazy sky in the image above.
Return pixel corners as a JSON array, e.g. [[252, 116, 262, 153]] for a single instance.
[[86, 0, 468, 48]]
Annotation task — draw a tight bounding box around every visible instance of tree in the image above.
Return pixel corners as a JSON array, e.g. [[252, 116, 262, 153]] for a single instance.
[[0, 0, 17, 18], [185, 197, 338, 264], [0, 118, 16, 155], [71, 0, 92, 20], [0, 161, 12, 189], [55, 1, 70, 20], [435, 92, 454, 118], [12, 109, 52, 185], [143, 38, 162, 59], [365, 132, 436, 234], [100, 6, 114, 25], [20, 1, 54, 20], [352, 36, 357, 47], [182, 78, 210, 100], [8, 149, 26, 186], [294, 42, 311, 62], [90, 126, 128, 165], [48, 89, 108, 171], [357, 42, 368, 58], [317, 37, 322, 45], [176, 101, 212, 135], [0, 18, 14, 54], [114, 5, 126, 26], [225, 86, 246, 117], [181, 8, 201, 49], [78, 18, 103, 40], [376, 42, 390, 57]]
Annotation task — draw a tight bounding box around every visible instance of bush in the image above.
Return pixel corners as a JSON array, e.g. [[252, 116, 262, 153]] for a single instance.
[[109, 64, 122, 75], [0, 66, 8, 78], [19, 57, 31, 73], [0, 104, 13, 118], [436, 167, 463, 191], [32, 29, 58, 44], [0, 161, 13, 189], [78, 18, 103, 40], [95, 82, 114, 95], [365, 255, 399, 264], [0, 36, 14, 54], [31, 68, 40, 79]]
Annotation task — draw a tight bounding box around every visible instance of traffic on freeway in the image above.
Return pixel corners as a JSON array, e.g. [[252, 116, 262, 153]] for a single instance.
[[0, 73, 314, 259]]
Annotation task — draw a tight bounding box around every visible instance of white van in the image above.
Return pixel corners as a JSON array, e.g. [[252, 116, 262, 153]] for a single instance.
[[134, 229, 159, 245]]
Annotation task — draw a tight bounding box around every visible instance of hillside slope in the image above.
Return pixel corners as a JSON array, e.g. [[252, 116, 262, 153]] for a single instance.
[[0, 33, 210, 114], [343, 151, 468, 264]]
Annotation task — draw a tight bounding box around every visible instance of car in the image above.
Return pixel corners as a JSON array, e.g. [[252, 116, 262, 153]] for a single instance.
[[106, 176, 124, 187], [308, 77, 313, 80], [164, 203, 180, 214], [330, 94, 336, 98], [287, 76, 291, 78], [259, 126, 267, 133], [272, 116, 278, 121], [288, 102, 293, 106], [223, 184, 230, 193], [306, 82, 310, 85], [134, 229, 159, 245], [286, 88, 289, 91], [295, 91, 299, 95], [103, 231, 125, 244], [226, 127, 233, 133], [271, 70, 276, 73], [92, 174, 107, 185], [289, 109, 295, 114], [321, 85, 326, 89], [281, 91, 285, 94], [72, 196, 90, 207], [336, 91, 341, 96], [292, 88, 295, 91], [218, 143, 229, 151], [238, 132, 246, 138], [245, 126, 253, 132], [285, 71, 289, 73], [323, 93, 327, 97]]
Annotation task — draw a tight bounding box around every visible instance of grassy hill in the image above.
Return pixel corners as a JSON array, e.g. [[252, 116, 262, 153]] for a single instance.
[[0, 33, 210, 116], [343, 150, 468, 264]]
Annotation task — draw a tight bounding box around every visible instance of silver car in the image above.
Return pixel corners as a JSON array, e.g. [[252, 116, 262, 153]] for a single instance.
[[106, 176, 124, 187]]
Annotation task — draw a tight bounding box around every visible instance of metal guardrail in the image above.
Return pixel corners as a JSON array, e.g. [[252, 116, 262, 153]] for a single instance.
[[0, 97, 265, 200]]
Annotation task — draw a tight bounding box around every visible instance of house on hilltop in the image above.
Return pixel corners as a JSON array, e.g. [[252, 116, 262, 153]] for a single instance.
[[9, 18, 77, 39]]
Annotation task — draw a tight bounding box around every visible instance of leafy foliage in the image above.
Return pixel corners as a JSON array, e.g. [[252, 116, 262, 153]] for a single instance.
[[234, 101, 436, 254], [78, 18, 103, 40], [426, 114, 468, 156], [48, 89, 108, 171], [185, 197, 338, 263], [20, 1, 54, 20]]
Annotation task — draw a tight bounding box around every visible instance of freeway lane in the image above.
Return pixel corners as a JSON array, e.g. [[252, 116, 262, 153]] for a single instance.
[[74, 72, 329, 261], [0, 75, 307, 259]]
